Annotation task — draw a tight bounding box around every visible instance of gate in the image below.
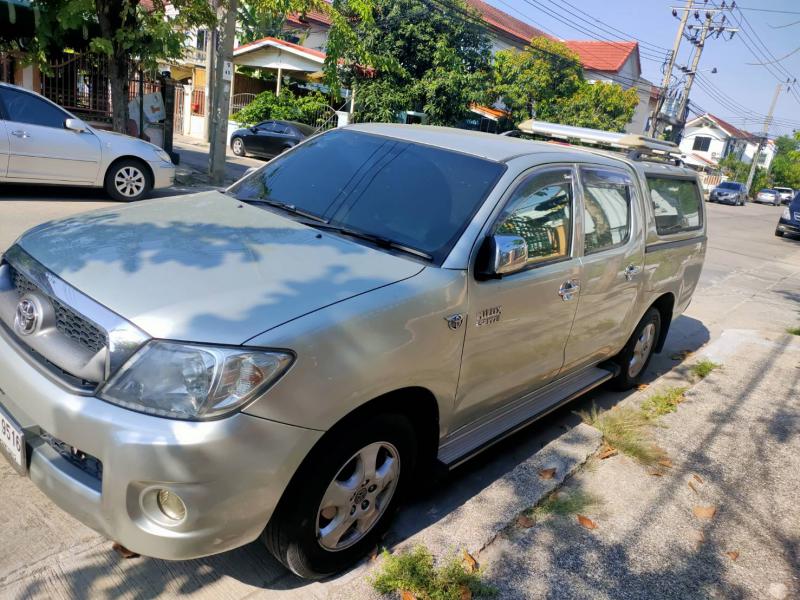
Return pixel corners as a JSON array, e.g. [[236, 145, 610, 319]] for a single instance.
[[173, 83, 185, 135]]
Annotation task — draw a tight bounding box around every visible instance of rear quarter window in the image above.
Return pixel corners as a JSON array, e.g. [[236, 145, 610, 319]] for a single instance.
[[646, 176, 703, 236]]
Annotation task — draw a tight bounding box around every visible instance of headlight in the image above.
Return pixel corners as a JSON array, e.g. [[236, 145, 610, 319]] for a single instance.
[[151, 147, 172, 163], [99, 341, 293, 420], [783, 207, 791, 220]]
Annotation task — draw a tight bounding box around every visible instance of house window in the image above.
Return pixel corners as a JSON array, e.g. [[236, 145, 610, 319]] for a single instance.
[[692, 136, 712, 152], [196, 30, 207, 50]]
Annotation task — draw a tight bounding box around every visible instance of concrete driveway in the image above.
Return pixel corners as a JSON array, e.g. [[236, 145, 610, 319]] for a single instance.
[[0, 198, 798, 599]]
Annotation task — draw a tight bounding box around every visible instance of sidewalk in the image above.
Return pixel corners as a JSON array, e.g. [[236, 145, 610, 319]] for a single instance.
[[173, 134, 264, 187]]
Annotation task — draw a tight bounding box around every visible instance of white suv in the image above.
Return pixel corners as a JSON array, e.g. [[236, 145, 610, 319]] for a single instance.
[[0, 83, 175, 201]]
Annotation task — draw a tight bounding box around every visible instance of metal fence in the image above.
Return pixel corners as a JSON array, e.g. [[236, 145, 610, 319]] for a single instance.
[[191, 89, 206, 116], [231, 92, 256, 114], [41, 52, 112, 122]]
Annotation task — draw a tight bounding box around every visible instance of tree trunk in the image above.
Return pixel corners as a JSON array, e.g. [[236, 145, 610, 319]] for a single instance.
[[108, 55, 130, 133], [96, 0, 138, 133]]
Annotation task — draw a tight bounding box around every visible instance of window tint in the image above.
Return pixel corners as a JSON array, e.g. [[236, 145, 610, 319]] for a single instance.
[[647, 176, 703, 235], [229, 129, 506, 263], [495, 169, 573, 266], [581, 169, 632, 254], [1, 87, 69, 129], [692, 136, 711, 152], [718, 182, 740, 190]]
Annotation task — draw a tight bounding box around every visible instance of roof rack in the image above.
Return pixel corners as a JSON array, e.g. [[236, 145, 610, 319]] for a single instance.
[[516, 119, 684, 164]]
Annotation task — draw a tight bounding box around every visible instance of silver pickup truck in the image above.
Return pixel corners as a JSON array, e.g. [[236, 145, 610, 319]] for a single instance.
[[0, 122, 706, 578]]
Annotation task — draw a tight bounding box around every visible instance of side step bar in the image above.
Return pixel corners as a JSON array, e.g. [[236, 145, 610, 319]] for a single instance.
[[438, 364, 618, 468]]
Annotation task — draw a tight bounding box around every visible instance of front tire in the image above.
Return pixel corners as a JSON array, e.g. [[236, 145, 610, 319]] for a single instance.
[[231, 137, 246, 156], [104, 159, 152, 202], [611, 308, 661, 390], [263, 414, 418, 579], [775, 229, 784, 237]]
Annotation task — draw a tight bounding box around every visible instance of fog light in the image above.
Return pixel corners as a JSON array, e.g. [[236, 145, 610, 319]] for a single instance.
[[156, 489, 187, 521]]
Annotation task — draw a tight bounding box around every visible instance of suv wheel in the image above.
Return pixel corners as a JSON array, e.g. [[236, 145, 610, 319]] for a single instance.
[[231, 137, 246, 156], [105, 159, 152, 202], [611, 308, 661, 390], [263, 414, 417, 579]]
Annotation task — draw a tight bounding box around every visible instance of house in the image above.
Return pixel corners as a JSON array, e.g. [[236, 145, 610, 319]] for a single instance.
[[678, 113, 776, 170]]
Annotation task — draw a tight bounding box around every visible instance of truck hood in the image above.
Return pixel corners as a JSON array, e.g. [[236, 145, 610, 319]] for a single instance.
[[16, 191, 425, 344]]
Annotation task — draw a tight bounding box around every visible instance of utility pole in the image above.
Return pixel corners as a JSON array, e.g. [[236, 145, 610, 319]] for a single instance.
[[672, 12, 712, 141], [208, 0, 238, 185], [744, 81, 787, 194], [649, 0, 692, 137], [203, 0, 218, 144]]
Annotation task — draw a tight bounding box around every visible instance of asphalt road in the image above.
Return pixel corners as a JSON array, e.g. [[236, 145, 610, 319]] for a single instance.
[[0, 196, 797, 599]]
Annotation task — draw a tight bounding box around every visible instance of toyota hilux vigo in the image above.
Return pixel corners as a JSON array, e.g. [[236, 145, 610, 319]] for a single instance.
[[0, 121, 706, 579]]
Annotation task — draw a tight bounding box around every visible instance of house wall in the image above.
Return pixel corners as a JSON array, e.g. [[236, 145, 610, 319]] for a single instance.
[[679, 124, 732, 164]]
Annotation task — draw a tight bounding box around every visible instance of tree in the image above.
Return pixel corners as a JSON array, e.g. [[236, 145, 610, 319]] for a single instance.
[[333, 0, 492, 125], [770, 133, 800, 189], [490, 38, 638, 132]]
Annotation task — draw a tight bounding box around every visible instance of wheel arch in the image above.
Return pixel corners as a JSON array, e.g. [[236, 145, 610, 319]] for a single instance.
[[105, 155, 154, 186], [649, 292, 675, 353]]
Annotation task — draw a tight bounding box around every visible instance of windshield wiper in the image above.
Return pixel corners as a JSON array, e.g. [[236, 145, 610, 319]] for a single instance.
[[309, 222, 433, 261], [241, 199, 327, 223]]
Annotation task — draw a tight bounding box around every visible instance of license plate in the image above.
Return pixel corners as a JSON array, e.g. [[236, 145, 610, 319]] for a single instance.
[[0, 405, 26, 475]]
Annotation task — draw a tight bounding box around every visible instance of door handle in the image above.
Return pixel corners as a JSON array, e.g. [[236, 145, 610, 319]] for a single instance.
[[624, 264, 642, 281], [10, 130, 30, 138], [558, 279, 580, 301]]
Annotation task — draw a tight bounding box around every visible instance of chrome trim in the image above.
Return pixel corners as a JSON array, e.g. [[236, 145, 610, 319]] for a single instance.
[[644, 235, 706, 253], [0, 245, 150, 383]]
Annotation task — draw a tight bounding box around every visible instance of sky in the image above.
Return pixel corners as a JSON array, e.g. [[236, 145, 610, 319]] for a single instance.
[[489, 0, 800, 137]]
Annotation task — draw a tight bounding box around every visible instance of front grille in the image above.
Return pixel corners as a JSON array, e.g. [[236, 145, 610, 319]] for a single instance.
[[11, 267, 107, 355], [40, 430, 103, 481], [794, 212, 800, 222]]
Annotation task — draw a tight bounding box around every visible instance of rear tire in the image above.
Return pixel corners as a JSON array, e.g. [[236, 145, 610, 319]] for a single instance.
[[263, 413, 418, 579], [104, 159, 152, 202], [611, 308, 661, 391], [231, 137, 246, 156]]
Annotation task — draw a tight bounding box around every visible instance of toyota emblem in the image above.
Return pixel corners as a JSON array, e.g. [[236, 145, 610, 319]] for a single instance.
[[14, 298, 40, 336]]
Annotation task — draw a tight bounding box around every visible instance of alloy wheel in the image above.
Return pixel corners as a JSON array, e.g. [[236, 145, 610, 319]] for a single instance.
[[233, 138, 244, 155], [316, 441, 400, 551], [628, 322, 656, 378], [114, 166, 146, 198]]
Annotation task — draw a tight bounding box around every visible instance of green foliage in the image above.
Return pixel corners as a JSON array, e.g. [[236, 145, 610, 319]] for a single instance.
[[489, 38, 638, 131], [641, 387, 688, 417], [786, 326, 800, 336], [770, 132, 800, 190], [233, 89, 330, 126], [579, 405, 666, 466], [338, 0, 492, 125], [371, 546, 496, 600], [690, 360, 719, 380], [533, 490, 598, 518]]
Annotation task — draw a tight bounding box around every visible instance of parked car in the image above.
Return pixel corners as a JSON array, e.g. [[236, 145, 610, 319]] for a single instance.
[[230, 119, 316, 158], [0, 123, 706, 579], [775, 192, 800, 238], [0, 83, 175, 202], [773, 186, 794, 205], [709, 181, 747, 205], [755, 188, 781, 206]]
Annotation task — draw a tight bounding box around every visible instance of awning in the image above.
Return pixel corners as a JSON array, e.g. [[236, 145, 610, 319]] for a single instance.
[[233, 37, 326, 72]]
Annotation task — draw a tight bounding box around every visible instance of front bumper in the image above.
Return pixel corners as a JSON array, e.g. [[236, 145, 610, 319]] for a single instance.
[[148, 159, 176, 189], [711, 194, 737, 204], [0, 325, 322, 560], [776, 219, 800, 236]]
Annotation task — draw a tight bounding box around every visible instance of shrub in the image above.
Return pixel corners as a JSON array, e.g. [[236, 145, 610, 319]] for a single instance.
[[232, 89, 330, 127]]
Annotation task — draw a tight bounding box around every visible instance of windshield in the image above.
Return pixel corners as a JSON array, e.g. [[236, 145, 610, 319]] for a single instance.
[[759, 189, 776, 194], [228, 129, 506, 263], [774, 187, 792, 193], [718, 182, 740, 190]]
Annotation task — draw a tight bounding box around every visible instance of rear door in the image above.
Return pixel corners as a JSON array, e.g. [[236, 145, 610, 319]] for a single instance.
[[0, 86, 101, 184], [562, 165, 644, 372], [0, 119, 8, 178]]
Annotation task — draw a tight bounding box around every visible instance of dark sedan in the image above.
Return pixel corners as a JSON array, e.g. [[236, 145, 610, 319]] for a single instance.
[[709, 181, 747, 205], [776, 193, 800, 238], [230, 120, 316, 159]]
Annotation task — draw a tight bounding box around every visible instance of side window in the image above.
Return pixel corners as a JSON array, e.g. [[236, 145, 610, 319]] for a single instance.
[[580, 168, 633, 254], [495, 168, 573, 266], [646, 176, 703, 235], [1, 87, 70, 129]]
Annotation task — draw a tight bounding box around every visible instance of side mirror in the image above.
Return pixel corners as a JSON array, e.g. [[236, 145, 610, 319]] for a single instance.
[[65, 118, 88, 133], [482, 235, 528, 277], [250, 126, 258, 133], [243, 166, 258, 178]]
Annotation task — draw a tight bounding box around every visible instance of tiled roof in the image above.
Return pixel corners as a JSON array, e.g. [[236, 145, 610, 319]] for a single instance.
[[465, 0, 550, 44], [562, 40, 638, 73], [687, 113, 753, 140], [286, 10, 332, 27]]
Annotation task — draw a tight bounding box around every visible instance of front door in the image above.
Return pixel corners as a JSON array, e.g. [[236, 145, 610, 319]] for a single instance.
[[0, 86, 101, 184], [454, 166, 581, 430], [562, 166, 644, 372]]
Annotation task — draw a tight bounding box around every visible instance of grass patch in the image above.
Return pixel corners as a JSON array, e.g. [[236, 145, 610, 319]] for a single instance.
[[641, 386, 688, 417], [787, 326, 800, 336], [533, 490, 598, 518], [690, 359, 720, 380], [371, 546, 496, 600], [578, 405, 666, 466]]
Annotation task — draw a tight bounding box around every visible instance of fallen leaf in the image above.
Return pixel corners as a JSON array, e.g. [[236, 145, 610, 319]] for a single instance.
[[688, 481, 699, 495], [693, 505, 717, 520], [658, 458, 673, 468], [636, 383, 649, 391], [460, 585, 473, 600], [647, 469, 664, 477], [516, 514, 536, 528], [538, 467, 557, 479], [693, 474, 704, 484], [577, 514, 598, 530], [670, 350, 692, 361], [690, 530, 705, 549], [726, 550, 739, 561], [462, 550, 478, 573], [401, 591, 417, 600], [111, 542, 139, 559], [598, 445, 618, 460], [369, 547, 379, 561]]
